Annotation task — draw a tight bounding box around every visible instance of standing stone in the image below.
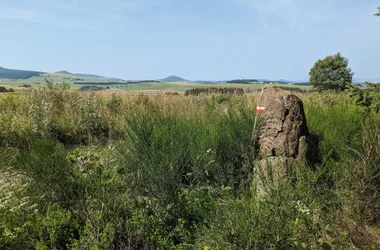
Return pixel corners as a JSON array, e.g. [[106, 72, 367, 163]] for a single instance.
[[252, 86, 317, 195]]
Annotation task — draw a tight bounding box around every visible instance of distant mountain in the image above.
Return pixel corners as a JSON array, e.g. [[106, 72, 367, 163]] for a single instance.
[[277, 79, 293, 84], [0, 66, 121, 80], [0, 67, 43, 79], [161, 75, 187, 82], [75, 73, 105, 79], [55, 70, 75, 75]]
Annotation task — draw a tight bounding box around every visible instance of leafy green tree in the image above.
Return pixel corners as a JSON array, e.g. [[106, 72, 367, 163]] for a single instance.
[[375, 6, 380, 16], [309, 53, 354, 91]]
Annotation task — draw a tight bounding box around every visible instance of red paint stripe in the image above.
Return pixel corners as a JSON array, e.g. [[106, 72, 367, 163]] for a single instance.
[[256, 106, 265, 113]]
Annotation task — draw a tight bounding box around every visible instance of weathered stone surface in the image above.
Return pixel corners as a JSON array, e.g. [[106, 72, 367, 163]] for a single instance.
[[253, 85, 318, 195], [254, 86, 309, 159], [256, 156, 294, 196], [297, 134, 319, 165]]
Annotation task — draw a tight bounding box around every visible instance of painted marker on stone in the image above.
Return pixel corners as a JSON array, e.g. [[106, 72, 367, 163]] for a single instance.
[[256, 106, 265, 113]]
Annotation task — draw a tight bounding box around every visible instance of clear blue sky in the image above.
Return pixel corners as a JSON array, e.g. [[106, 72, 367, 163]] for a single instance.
[[1, 0, 379, 81]]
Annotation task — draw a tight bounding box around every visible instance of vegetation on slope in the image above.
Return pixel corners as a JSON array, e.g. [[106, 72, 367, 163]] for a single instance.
[[0, 67, 43, 79]]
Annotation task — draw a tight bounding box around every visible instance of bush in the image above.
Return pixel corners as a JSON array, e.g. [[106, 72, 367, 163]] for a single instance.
[[201, 162, 351, 249], [309, 53, 353, 91], [1, 140, 136, 249], [347, 82, 380, 113], [0, 87, 14, 93]]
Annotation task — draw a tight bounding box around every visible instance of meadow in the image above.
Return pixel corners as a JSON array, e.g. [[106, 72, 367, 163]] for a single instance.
[[0, 71, 311, 94], [0, 84, 379, 249]]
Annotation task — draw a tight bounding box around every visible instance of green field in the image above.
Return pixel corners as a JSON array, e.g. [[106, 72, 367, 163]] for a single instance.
[[0, 73, 312, 93]]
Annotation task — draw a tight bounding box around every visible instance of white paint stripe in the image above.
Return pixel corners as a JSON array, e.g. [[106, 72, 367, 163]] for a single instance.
[[256, 106, 265, 110]]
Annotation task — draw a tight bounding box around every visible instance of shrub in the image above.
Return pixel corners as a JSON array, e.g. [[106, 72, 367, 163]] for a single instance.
[[0, 87, 10, 92], [106, 93, 123, 115], [347, 82, 380, 113], [309, 53, 354, 91], [0, 87, 14, 93]]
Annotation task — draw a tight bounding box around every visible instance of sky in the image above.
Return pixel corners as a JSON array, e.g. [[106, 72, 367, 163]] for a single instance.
[[0, 0, 379, 81]]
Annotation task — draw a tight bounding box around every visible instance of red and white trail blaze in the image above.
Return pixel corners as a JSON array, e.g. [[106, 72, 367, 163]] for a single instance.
[[256, 106, 265, 113]]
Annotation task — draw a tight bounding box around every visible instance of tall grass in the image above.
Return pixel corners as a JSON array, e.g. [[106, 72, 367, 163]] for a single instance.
[[0, 87, 379, 249]]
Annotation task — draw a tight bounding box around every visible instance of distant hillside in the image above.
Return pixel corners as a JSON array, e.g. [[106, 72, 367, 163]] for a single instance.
[[55, 70, 74, 75], [277, 79, 292, 84], [161, 75, 187, 82], [76, 73, 105, 79], [226, 79, 259, 84], [0, 67, 43, 79]]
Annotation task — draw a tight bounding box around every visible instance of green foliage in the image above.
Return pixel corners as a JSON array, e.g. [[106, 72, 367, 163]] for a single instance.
[[201, 162, 354, 249], [106, 93, 123, 115], [79, 85, 107, 91], [304, 95, 364, 161], [309, 53, 354, 91], [375, 6, 380, 16], [1, 140, 135, 249], [277, 86, 311, 93], [1, 89, 380, 249], [185, 87, 244, 96], [0, 87, 14, 92], [35, 205, 79, 249], [225, 79, 259, 84], [121, 100, 255, 198], [347, 82, 380, 112], [23, 84, 110, 144], [75, 81, 126, 86], [0, 95, 32, 148], [126, 187, 220, 249]]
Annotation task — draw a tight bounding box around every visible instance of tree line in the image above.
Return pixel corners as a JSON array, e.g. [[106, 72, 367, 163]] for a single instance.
[[184, 87, 245, 96]]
